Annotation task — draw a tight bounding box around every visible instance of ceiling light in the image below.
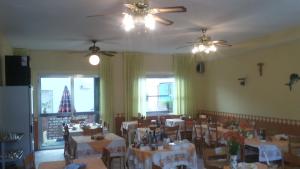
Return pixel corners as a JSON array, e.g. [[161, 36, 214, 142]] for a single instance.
[[89, 54, 100, 66], [122, 13, 135, 32], [192, 46, 199, 54], [144, 14, 155, 30], [122, 13, 156, 31]]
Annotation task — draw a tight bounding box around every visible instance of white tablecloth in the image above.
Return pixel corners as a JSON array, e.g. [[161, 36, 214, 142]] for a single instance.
[[245, 138, 288, 163], [165, 119, 184, 128], [68, 123, 108, 136], [121, 121, 138, 131], [127, 142, 197, 169]]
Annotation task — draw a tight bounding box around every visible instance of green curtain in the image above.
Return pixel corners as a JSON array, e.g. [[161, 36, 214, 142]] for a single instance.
[[173, 54, 197, 117], [123, 52, 144, 120], [99, 56, 114, 132]]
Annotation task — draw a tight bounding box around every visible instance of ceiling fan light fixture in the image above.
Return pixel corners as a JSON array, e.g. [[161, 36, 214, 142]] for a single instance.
[[192, 46, 199, 54], [89, 54, 100, 66], [204, 48, 210, 54], [209, 44, 217, 52], [122, 13, 135, 31], [144, 14, 155, 30], [198, 44, 205, 52]]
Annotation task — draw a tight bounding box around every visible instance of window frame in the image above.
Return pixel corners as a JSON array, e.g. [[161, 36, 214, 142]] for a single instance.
[[144, 75, 175, 115], [38, 74, 99, 116]]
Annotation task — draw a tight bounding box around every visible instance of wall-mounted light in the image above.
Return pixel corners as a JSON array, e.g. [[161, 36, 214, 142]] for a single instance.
[[89, 54, 100, 66]]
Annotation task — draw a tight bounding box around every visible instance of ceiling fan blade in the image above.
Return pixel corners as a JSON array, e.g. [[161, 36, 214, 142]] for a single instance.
[[215, 43, 232, 47], [176, 44, 193, 49], [150, 6, 187, 14], [86, 14, 106, 18], [153, 15, 173, 25], [124, 3, 136, 10], [212, 40, 228, 44], [100, 51, 116, 57]]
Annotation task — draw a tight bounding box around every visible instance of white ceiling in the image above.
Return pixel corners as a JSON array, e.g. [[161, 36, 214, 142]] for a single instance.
[[0, 0, 300, 54]]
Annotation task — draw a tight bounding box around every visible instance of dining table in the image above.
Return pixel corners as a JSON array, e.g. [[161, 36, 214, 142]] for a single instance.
[[38, 157, 107, 169], [68, 123, 108, 136], [244, 138, 288, 163], [127, 141, 198, 169], [223, 162, 268, 169], [165, 118, 184, 129], [69, 133, 126, 158]]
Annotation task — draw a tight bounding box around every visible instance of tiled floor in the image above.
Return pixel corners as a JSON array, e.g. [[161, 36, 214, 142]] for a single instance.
[[35, 148, 204, 169]]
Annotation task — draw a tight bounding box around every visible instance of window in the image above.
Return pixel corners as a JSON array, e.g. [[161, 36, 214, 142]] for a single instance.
[[144, 77, 175, 115], [40, 76, 99, 114]]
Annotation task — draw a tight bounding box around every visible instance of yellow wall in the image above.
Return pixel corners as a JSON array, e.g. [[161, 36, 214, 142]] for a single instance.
[[201, 37, 300, 120]]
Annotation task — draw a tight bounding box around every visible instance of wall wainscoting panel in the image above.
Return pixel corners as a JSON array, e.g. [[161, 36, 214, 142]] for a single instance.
[[200, 110, 300, 136]]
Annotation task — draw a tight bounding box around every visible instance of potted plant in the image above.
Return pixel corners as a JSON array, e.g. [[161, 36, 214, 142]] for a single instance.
[[224, 131, 245, 169]]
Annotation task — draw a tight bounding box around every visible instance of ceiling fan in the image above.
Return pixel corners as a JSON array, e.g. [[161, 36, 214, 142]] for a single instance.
[[179, 28, 232, 54], [122, 0, 187, 31], [87, 40, 117, 65]]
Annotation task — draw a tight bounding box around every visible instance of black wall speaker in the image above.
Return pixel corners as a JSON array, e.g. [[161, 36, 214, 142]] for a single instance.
[[5, 55, 31, 86], [196, 62, 205, 73]]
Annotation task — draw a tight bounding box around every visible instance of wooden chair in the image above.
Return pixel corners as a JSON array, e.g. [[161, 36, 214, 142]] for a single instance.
[[284, 135, 300, 168], [82, 127, 102, 136], [103, 147, 126, 169], [199, 114, 208, 125], [103, 121, 110, 131], [207, 122, 221, 147], [63, 123, 70, 156], [164, 125, 179, 141], [153, 163, 187, 169], [194, 121, 206, 154], [137, 118, 151, 128], [181, 119, 194, 141], [202, 146, 228, 169], [23, 152, 36, 169]]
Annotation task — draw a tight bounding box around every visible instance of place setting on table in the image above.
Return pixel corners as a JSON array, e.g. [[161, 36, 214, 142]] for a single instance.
[[127, 121, 198, 169]]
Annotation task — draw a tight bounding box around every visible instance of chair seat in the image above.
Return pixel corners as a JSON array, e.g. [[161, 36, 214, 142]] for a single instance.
[[206, 159, 229, 169]]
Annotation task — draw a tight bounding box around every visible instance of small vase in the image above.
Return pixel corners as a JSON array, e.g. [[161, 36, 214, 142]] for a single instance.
[[230, 155, 238, 169]]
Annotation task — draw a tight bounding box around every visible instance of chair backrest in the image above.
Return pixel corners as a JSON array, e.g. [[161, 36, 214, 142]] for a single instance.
[[199, 115, 208, 125], [24, 152, 35, 169], [288, 135, 300, 156], [103, 121, 110, 131], [202, 146, 228, 168], [138, 119, 151, 128], [164, 125, 179, 141], [207, 122, 219, 147], [194, 121, 205, 140], [184, 119, 194, 131], [83, 127, 102, 136]]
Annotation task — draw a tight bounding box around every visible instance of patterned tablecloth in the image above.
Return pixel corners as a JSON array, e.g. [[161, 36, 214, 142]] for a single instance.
[[127, 142, 198, 169], [38, 157, 107, 169], [69, 133, 126, 158]]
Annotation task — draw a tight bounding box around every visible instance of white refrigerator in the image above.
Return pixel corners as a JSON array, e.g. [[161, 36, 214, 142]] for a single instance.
[[0, 86, 33, 166]]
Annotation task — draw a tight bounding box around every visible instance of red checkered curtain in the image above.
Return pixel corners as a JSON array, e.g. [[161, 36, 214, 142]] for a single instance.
[[58, 86, 72, 113]]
